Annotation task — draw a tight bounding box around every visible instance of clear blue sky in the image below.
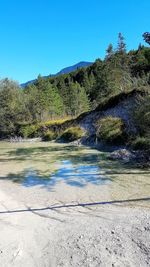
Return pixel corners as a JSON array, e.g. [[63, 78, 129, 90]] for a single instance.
[[0, 0, 149, 83]]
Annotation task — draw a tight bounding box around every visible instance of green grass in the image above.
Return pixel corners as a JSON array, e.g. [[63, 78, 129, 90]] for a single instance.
[[131, 136, 150, 150], [96, 116, 125, 144], [19, 124, 40, 138], [60, 126, 85, 142], [39, 116, 74, 127], [42, 130, 57, 141]]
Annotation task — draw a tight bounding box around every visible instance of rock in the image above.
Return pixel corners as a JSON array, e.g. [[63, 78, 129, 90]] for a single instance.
[[108, 149, 135, 162]]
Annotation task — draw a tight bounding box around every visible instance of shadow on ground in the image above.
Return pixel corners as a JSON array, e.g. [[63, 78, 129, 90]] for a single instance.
[[0, 197, 149, 216]]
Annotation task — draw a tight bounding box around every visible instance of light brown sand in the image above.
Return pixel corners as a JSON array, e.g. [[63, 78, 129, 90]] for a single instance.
[[0, 179, 149, 267]]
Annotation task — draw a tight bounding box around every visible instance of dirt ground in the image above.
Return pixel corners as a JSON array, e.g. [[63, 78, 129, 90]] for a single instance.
[[0, 179, 149, 267]]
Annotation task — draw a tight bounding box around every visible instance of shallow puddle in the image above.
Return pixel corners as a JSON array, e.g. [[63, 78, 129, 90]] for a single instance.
[[0, 141, 150, 206]]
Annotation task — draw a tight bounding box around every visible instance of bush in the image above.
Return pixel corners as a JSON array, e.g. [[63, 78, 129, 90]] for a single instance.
[[60, 126, 84, 142], [96, 116, 125, 144], [131, 136, 150, 150], [19, 124, 40, 138], [42, 130, 57, 141], [133, 95, 150, 136]]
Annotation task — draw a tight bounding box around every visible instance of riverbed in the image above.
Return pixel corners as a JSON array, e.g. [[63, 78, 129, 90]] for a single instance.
[[0, 141, 149, 266]]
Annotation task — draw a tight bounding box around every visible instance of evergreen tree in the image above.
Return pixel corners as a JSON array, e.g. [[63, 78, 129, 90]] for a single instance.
[[105, 43, 114, 60], [117, 32, 126, 53], [25, 77, 64, 121], [68, 82, 90, 116], [143, 32, 150, 45], [91, 60, 109, 104], [138, 43, 144, 51]]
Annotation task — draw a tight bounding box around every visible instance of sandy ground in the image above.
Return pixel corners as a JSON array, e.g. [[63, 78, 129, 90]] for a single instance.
[[0, 179, 149, 267]]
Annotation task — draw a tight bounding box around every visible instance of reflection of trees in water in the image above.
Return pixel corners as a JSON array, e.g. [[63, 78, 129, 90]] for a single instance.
[[0, 143, 150, 193], [1, 160, 111, 189]]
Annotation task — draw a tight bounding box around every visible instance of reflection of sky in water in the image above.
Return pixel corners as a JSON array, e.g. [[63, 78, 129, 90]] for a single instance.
[[23, 160, 111, 189]]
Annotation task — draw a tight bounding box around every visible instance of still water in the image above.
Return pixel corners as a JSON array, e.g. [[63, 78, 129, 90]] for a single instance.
[[0, 142, 150, 205]]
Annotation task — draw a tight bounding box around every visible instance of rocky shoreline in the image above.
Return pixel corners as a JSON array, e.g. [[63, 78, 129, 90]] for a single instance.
[[108, 148, 150, 168]]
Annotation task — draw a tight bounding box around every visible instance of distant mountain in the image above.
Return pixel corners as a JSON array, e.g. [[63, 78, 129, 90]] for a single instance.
[[55, 61, 92, 76], [21, 61, 92, 88]]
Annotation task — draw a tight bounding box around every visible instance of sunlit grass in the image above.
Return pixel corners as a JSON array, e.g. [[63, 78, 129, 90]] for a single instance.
[[39, 116, 74, 127]]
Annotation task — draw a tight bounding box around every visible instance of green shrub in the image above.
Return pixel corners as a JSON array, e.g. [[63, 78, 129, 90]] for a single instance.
[[42, 130, 57, 141], [133, 95, 150, 136], [19, 124, 40, 138], [131, 136, 150, 150], [60, 126, 84, 142], [96, 116, 125, 144]]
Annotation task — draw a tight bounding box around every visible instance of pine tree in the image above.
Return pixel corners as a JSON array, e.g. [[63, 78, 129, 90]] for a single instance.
[[138, 43, 143, 51], [143, 32, 150, 45], [68, 82, 90, 116], [25, 78, 64, 121], [117, 32, 126, 53], [105, 43, 114, 60]]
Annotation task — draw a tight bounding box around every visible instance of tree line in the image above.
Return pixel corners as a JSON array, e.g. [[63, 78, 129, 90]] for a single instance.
[[0, 32, 149, 138]]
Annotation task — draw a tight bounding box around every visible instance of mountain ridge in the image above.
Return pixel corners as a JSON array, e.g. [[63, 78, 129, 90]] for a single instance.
[[21, 61, 92, 87]]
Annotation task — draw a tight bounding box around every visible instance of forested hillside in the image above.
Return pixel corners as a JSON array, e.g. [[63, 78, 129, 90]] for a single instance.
[[21, 61, 92, 88], [0, 32, 150, 149]]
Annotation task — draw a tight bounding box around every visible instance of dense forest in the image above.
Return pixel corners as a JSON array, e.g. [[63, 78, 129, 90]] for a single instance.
[[0, 32, 150, 149]]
